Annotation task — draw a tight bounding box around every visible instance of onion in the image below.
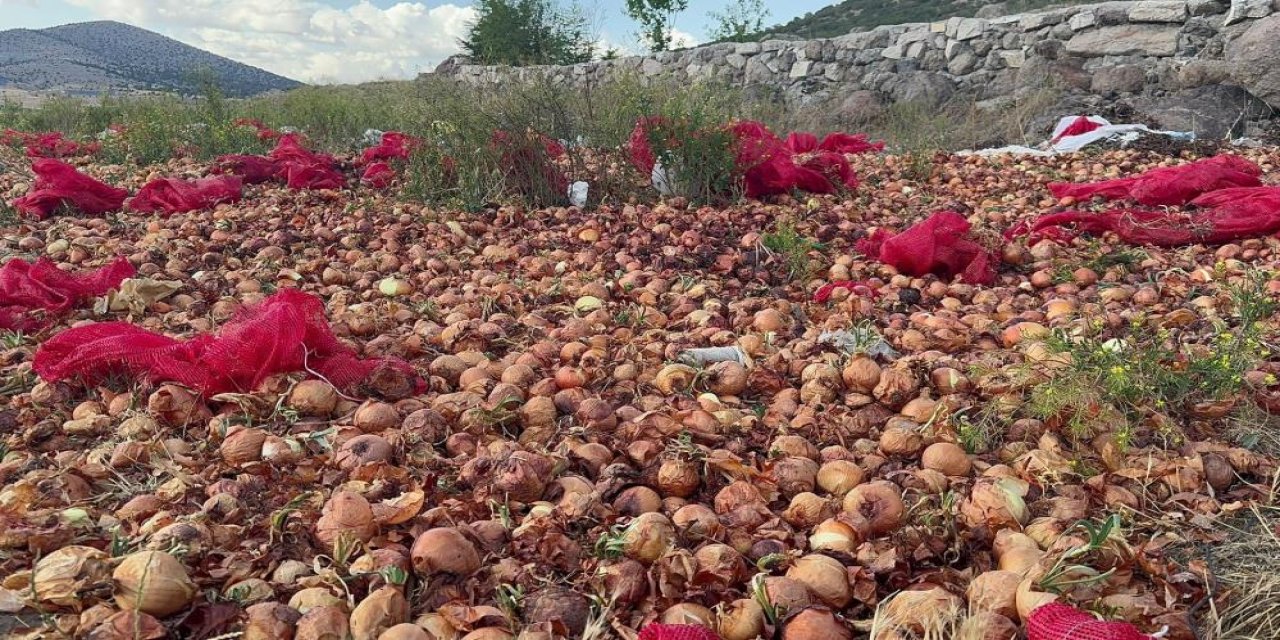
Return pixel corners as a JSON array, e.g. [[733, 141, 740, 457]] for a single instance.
[[993, 530, 1039, 559], [816, 460, 864, 496], [219, 427, 266, 465], [783, 609, 851, 640], [763, 576, 813, 612], [661, 603, 714, 626], [783, 492, 833, 528], [706, 361, 748, 396], [244, 602, 301, 640], [350, 585, 409, 640], [961, 478, 1029, 530], [379, 278, 413, 296], [112, 550, 196, 617], [881, 587, 962, 634], [967, 570, 1020, 619], [960, 611, 1020, 640], [771, 456, 819, 497], [693, 543, 747, 585], [602, 559, 649, 605], [809, 518, 861, 553], [655, 364, 698, 395], [315, 491, 377, 550], [296, 605, 351, 640], [524, 586, 590, 637], [622, 512, 675, 563], [289, 380, 339, 416], [920, 442, 971, 476], [377, 624, 430, 640], [31, 545, 112, 608], [842, 481, 904, 536], [787, 554, 852, 608], [459, 629, 513, 640], [998, 547, 1043, 574], [147, 385, 211, 426], [1015, 577, 1059, 621], [290, 588, 347, 614], [355, 402, 400, 432], [657, 458, 701, 497], [336, 434, 393, 470], [672, 504, 723, 541], [614, 485, 663, 515], [715, 598, 765, 640], [843, 356, 881, 393], [411, 527, 481, 576], [879, 424, 923, 457]]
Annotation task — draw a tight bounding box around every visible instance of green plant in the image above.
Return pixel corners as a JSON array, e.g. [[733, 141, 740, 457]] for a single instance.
[[626, 0, 690, 51], [707, 0, 770, 42], [592, 524, 628, 559], [761, 219, 821, 279], [1037, 514, 1127, 594], [496, 582, 525, 617], [750, 573, 783, 625]]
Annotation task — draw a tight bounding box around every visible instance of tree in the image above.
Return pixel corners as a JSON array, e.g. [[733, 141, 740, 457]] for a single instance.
[[707, 0, 769, 43], [461, 0, 595, 66], [625, 0, 689, 52]]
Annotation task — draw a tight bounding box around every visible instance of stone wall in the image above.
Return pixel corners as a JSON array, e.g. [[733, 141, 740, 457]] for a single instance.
[[428, 0, 1280, 139]]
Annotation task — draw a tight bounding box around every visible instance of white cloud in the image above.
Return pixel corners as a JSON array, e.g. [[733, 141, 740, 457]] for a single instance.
[[669, 27, 699, 49], [62, 0, 475, 84]]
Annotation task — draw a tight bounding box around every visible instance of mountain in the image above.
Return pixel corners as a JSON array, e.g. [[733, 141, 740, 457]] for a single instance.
[[754, 0, 1093, 41], [0, 21, 302, 98]]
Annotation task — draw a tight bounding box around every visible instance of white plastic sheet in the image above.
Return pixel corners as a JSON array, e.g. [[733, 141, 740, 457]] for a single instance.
[[958, 115, 1194, 156]]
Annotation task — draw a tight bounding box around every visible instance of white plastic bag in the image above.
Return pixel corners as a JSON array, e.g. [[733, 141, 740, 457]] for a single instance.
[[568, 181, 589, 207]]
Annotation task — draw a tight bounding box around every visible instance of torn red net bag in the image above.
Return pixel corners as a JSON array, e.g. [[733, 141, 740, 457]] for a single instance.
[[216, 155, 280, 185], [361, 131, 420, 164], [637, 624, 720, 640], [34, 288, 423, 397], [1017, 186, 1280, 246], [1048, 155, 1262, 206], [361, 162, 395, 188], [491, 129, 569, 200], [1050, 115, 1104, 144], [2, 130, 101, 158], [1027, 602, 1157, 640], [127, 176, 243, 215], [0, 257, 135, 332], [10, 159, 129, 220], [269, 133, 345, 190], [857, 211, 999, 284]]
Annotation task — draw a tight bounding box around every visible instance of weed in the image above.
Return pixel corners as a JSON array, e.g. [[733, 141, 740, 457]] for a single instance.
[[761, 218, 822, 279], [750, 573, 784, 625], [1037, 514, 1128, 594], [592, 524, 628, 559], [496, 582, 525, 618], [269, 491, 316, 544], [0, 331, 27, 349]]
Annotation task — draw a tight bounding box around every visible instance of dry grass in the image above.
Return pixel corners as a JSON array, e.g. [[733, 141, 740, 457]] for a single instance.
[[865, 597, 1005, 640], [1197, 506, 1280, 640]]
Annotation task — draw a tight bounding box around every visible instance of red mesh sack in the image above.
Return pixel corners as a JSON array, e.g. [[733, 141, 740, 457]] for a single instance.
[[216, 155, 281, 184], [1027, 602, 1155, 640], [491, 130, 569, 199], [361, 162, 395, 188], [1019, 186, 1280, 246], [2, 129, 99, 158], [361, 131, 420, 164], [127, 176, 243, 215], [1048, 155, 1262, 206], [0, 257, 135, 332], [270, 133, 345, 190], [784, 131, 884, 155], [34, 288, 423, 397], [859, 212, 999, 284], [11, 159, 128, 220], [637, 624, 720, 640], [629, 116, 672, 174]]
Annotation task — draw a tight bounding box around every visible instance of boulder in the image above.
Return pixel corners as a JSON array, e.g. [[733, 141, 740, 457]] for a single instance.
[[1065, 24, 1181, 56], [1091, 64, 1148, 92], [1129, 0, 1190, 22], [1127, 85, 1272, 138], [836, 90, 886, 124], [1224, 0, 1272, 24], [890, 72, 955, 107], [1227, 14, 1280, 107]]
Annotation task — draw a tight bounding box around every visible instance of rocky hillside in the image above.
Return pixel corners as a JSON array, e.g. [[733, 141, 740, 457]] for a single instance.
[[0, 21, 301, 98], [757, 0, 1094, 40]]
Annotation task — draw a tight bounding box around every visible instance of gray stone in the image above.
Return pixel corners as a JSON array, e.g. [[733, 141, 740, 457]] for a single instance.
[[641, 58, 664, 76], [998, 50, 1027, 68], [743, 57, 775, 84], [1069, 10, 1098, 29], [1187, 0, 1227, 14], [836, 89, 886, 123], [1051, 22, 1076, 38], [906, 42, 927, 58], [790, 60, 813, 78], [1065, 24, 1181, 56], [947, 49, 980, 74], [1224, 0, 1272, 24], [1090, 64, 1148, 92], [955, 17, 988, 40], [975, 2, 1008, 18], [1129, 1, 1190, 22], [898, 28, 934, 45], [735, 42, 761, 55], [725, 53, 747, 69], [1032, 39, 1066, 59], [1020, 10, 1065, 29], [1176, 58, 1232, 87], [1227, 14, 1280, 106], [1096, 2, 1134, 24], [1128, 85, 1272, 138], [891, 72, 955, 106], [882, 45, 905, 60]]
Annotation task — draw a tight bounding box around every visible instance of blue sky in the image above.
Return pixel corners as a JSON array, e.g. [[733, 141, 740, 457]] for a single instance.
[[0, 0, 831, 83]]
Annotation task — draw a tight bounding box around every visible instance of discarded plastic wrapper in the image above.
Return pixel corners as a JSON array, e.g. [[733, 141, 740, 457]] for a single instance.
[[959, 115, 1193, 156], [819, 328, 900, 360], [677, 346, 751, 367], [652, 161, 676, 197], [362, 128, 385, 145], [568, 181, 589, 207], [95, 278, 183, 315]]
